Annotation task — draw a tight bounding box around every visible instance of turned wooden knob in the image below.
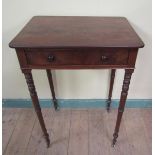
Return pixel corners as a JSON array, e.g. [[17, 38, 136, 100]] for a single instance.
[[101, 55, 109, 62], [47, 55, 55, 62]]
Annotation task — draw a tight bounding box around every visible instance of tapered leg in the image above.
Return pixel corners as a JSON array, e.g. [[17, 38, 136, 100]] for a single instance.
[[46, 69, 59, 111], [112, 69, 134, 147], [23, 70, 50, 147], [106, 69, 116, 112]]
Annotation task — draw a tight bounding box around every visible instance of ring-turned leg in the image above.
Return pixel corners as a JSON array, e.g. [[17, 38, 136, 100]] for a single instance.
[[46, 69, 59, 111], [23, 70, 50, 147], [112, 69, 134, 147], [106, 69, 116, 112]]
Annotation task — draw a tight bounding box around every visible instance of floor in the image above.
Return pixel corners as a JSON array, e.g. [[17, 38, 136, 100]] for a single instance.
[[2, 108, 152, 155]]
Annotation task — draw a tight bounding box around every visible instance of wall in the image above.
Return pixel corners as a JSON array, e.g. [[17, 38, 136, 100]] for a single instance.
[[2, 0, 152, 99]]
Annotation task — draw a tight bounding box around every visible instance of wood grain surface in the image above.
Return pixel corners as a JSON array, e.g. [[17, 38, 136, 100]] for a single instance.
[[3, 108, 151, 155], [9, 16, 144, 48]]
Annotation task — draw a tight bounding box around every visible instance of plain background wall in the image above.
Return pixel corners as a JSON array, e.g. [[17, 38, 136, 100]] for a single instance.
[[2, 0, 152, 99]]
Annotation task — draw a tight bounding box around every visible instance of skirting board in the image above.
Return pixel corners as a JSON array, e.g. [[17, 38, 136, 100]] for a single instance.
[[2, 99, 152, 108]]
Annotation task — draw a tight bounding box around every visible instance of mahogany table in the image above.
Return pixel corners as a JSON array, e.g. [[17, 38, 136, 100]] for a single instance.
[[9, 16, 144, 147]]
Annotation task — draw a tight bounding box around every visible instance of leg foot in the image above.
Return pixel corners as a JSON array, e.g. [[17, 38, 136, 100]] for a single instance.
[[106, 99, 111, 112], [44, 133, 50, 148], [112, 133, 118, 147], [53, 99, 60, 111]]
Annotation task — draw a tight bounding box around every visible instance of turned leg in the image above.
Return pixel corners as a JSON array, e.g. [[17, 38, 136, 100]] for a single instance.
[[112, 69, 134, 147], [106, 69, 116, 112], [23, 70, 50, 147], [46, 69, 59, 111]]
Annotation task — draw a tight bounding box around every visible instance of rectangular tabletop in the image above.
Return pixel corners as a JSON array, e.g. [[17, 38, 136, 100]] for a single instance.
[[9, 16, 144, 49]]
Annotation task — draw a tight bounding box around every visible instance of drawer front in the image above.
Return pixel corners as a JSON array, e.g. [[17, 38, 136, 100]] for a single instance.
[[25, 48, 129, 66]]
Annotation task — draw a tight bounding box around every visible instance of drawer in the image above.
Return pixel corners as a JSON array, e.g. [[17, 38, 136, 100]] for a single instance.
[[25, 48, 129, 66]]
